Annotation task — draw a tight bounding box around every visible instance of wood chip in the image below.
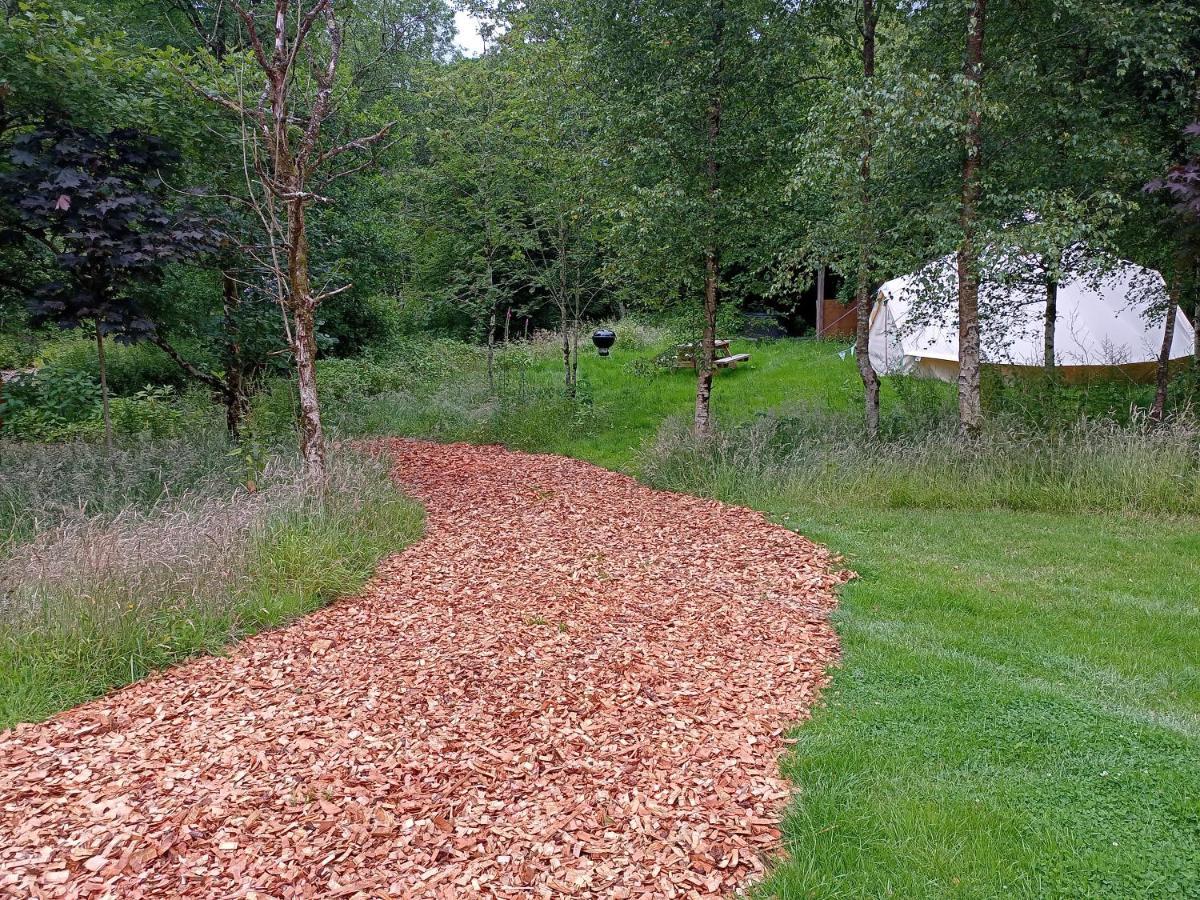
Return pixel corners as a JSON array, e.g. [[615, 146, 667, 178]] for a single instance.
[[0, 440, 847, 897]]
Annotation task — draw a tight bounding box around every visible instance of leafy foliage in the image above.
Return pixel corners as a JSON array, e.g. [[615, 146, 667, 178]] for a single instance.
[[0, 122, 213, 340], [1147, 122, 1200, 221]]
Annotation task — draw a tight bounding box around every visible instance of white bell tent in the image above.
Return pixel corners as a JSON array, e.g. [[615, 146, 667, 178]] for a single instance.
[[868, 253, 1195, 382]]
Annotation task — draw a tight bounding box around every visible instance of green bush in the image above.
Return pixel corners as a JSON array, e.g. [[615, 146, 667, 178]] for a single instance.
[[1, 368, 102, 439], [317, 357, 408, 405], [1, 409, 104, 443], [366, 337, 485, 385], [654, 302, 747, 344], [250, 343, 496, 442], [110, 386, 187, 438], [246, 379, 299, 443], [325, 292, 412, 353], [0, 332, 34, 370], [1, 368, 213, 442], [41, 337, 185, 395]]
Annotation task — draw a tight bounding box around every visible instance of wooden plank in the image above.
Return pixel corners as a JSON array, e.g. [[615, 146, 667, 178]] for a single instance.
[[715, 353, 750, 368]]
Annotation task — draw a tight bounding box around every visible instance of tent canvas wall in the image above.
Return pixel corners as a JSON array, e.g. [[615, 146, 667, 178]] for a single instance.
[[868, 253, 1195, 382]]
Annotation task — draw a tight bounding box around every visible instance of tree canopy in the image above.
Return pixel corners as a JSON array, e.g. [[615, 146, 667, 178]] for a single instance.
[[0, 0, 1197, 446]]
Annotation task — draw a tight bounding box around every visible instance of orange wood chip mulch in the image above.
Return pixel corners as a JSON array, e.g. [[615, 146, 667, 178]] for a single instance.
[[0, 440, 847, 899]]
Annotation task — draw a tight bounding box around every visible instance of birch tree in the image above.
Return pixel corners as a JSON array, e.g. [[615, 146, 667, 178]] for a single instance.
[[786, 0, 930, 437], [192, 0, 397, 481], [1146, 120, 1200, 420], [508, 27, 607, 399], [571, 0, 799, 437], [956, 0, 987, 437]]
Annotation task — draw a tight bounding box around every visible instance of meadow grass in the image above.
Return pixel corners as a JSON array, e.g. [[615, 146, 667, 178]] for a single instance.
[[8, 331, 1193, 894], [333, 331, 1200, 898], [0, 433, 242, 544], [0, 447, 423, 728]]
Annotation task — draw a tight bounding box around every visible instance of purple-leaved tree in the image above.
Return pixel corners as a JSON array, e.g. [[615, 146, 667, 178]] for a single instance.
[[0, 122, 213, 446]]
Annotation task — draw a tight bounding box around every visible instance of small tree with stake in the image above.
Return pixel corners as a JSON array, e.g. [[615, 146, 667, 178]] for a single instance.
[[0, 122, 212, 447]]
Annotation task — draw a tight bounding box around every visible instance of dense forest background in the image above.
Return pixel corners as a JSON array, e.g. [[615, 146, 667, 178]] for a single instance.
[[0, 0, 1197, 460]]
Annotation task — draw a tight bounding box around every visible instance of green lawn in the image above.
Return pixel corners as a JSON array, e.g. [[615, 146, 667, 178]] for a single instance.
[[488, 337, 897, 468], [433, 337, 1200, 898], [590, 339, 873, 467]]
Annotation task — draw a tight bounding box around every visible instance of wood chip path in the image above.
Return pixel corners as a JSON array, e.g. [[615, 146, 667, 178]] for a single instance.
[[0, 440, 846, 898]]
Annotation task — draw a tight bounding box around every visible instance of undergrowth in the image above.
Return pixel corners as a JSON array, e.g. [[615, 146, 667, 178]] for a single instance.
[[640, 407, 1200, 518], [0, 447, 423, 728]]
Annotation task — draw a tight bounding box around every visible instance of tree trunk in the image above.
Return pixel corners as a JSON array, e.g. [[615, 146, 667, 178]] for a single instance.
[[225, 376, 249, 438], [485, 257, 497, 393], [571, 317, 580, 388], [956, 0, 988, 439], [1150, 276, 1180, 423], [1043, 275, 1058, 376], [292, 305, 325, 477], [148, 330, 235, 434], [504, 307, 511, 346], [856, 0, 881, 438], [1191, 262, 1199, 368], [95, 323, 112, 449], [815, 267, 826, 336], [557, 218, 575, 399], [695, 8, 723, 439], [486, 304, 497, 394], [695, 245, 719, 437], [855, 273, 881, 438], [1193, 292, 1199, 367], [286, 190, 326, 482], [562, 322, 575, 398], [1194, 296, 1199, 368]]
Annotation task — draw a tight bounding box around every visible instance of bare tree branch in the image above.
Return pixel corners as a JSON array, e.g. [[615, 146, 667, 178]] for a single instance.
[[227, 0, 273, 74], [314, 122, 397, 168], [149, 333, 226, 392], [297, 3, 341, 170]]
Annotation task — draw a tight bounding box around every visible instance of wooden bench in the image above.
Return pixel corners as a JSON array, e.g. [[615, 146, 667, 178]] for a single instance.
[[673, 341, 750, 371], [716, 353, 750, 369]]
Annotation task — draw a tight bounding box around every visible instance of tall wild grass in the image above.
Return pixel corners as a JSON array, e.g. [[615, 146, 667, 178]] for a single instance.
[[0, 442, 423, 727], [0, 434, 241, 543], [285, 329, 1200, 519], [641, 406, 1200, 517]]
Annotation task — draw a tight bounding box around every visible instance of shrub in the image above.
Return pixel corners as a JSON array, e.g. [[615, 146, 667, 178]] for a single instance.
[[0, 332, 36, 370], [110, 386, 187, 438], [654, 303, 747, 345], [1, 368, 102, 439], [317, 357, 407, 405], [40, 336, 185, 395], [246, 379, 299, 443]]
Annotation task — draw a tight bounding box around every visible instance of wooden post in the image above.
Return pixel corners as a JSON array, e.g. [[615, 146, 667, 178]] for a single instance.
[[815, 266, 826, 337]]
